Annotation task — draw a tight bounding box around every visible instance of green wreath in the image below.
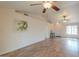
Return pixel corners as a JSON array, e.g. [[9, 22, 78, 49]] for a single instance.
[[16, 21, 28, 31]]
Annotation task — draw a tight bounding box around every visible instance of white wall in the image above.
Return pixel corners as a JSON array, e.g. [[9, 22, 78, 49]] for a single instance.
[[0, 7, 49, 55]]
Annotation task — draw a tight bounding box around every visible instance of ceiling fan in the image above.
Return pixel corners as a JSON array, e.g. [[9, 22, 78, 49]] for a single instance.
[[30, 1, 60, 13], [62, 15, 69, 22]]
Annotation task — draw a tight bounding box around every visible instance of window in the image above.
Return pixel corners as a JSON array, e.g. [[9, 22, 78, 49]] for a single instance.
[[66, 25, 77, 35]]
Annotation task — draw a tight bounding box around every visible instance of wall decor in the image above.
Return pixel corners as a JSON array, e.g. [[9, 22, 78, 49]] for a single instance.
[[16, 20, 28, 31]]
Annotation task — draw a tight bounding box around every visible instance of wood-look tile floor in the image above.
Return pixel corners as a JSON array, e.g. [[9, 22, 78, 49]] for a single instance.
[[1, 38, 79, 57]]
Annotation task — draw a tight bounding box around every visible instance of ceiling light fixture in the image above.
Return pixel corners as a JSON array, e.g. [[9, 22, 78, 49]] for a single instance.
[[43, 2, 52, 9], [63, 15, 68, 23]]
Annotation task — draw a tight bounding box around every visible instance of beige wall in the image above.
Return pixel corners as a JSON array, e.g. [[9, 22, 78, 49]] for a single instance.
[[0, 7, 49, 55]]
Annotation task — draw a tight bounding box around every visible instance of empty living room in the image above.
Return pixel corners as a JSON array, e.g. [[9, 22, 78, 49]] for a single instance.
[[0, 0, 79, 58]]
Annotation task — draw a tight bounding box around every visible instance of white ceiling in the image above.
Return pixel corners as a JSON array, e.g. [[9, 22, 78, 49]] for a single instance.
[[0, 1, 79, 23]]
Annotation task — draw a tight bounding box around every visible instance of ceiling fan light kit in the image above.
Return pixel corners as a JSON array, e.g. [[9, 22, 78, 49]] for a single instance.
[[43, 2, 52, 9]]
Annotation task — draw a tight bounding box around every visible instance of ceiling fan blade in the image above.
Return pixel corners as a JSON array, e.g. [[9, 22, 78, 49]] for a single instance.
[[15, 10, 29, 16], [30, 3, 41, 6], [42, 8, 46, 13], [15, 10, 23, 13], [15, 10, 27, 14], [52, 5, 60, 11], [24, 13, 29, 16]]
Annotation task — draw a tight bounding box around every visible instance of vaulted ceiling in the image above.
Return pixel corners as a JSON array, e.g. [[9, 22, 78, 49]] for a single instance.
[[0, 1, 79, 23]]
